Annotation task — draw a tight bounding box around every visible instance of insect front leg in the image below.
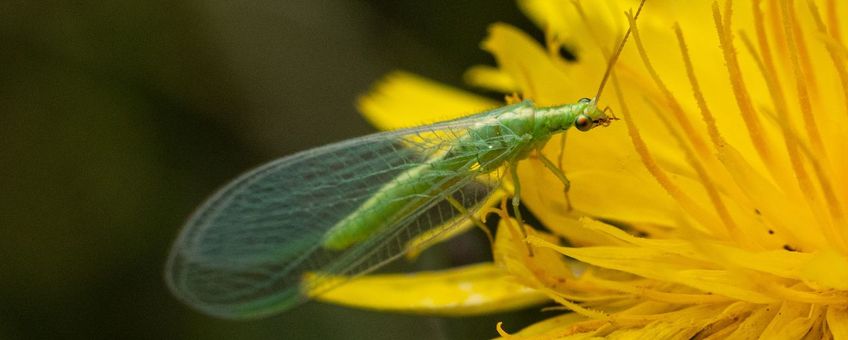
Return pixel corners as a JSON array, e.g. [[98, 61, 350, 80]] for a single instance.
[[535, 145, 574, 212]]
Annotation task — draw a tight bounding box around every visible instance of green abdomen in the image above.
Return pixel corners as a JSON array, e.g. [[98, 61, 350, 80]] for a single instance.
[[321, 163, 453, 250]]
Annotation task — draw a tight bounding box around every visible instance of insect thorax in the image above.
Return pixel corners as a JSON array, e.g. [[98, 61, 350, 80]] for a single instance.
[[441, 104, 571, 172]]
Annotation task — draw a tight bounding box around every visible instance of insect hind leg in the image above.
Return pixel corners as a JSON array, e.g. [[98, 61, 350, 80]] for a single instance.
[[508, 162, 534, 256], [444, 195, 494, 248]]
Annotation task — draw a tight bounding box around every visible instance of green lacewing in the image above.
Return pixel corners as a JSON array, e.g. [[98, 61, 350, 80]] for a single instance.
[[166, 0, 646, 319]]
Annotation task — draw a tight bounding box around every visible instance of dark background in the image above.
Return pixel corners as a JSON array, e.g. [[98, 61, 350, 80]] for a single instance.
[[0, 0, 552, 339]]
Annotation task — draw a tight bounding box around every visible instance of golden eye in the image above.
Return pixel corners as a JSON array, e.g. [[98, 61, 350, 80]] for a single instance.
[[575, 114, 593, 131]]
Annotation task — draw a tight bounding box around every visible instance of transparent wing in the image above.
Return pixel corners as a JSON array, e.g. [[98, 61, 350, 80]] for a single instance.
[[166, 103, 529, 319]]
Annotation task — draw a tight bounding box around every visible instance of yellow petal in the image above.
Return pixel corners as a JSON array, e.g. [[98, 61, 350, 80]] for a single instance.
[[493, 216, 576, 288], [481, 23, 572, 106], [311, 263, 547, 316], [357, 71, 497, 131], [513, 313, 588, 337], [463, 65, 519, 93], [346, 1, 848, 337], [828, 307, 848, 340], [526, 222, 778, 304], [800, 250, 848, 291], [727, 304, 778, 338], [759, 302, 822, 340], [608, 303, 731, 339]]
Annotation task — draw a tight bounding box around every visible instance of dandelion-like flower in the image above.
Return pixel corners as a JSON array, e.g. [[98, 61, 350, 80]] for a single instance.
[[318, 0, 848, 337]]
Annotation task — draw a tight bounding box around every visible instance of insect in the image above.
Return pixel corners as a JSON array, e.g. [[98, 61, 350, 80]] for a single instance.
[[166, 0, 646, 319]]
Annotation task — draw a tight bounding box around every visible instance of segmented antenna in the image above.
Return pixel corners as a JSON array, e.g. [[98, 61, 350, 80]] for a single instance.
[[594, 0, 648, 103]]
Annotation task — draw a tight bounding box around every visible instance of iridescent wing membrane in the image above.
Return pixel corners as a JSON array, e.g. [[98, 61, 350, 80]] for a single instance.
[[166, 103, 528, 319]]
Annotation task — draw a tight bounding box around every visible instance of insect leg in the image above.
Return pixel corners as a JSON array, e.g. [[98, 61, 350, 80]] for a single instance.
[[558, 132, 567, 171], [444, 195, 494, 248], [508, 162, 534, 256], [536, 147, 574, 212], [602, 106, 620, 126]]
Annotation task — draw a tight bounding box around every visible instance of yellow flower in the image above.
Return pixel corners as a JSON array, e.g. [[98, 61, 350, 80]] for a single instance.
[[318, 0, 848, 337]]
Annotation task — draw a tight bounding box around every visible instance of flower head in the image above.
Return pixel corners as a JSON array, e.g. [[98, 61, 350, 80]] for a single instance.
[[320, 0, 848, 337]]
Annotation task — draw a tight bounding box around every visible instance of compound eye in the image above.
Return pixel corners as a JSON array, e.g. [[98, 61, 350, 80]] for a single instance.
[[575, 114, 593, 131], [578, 97, 592, 104]]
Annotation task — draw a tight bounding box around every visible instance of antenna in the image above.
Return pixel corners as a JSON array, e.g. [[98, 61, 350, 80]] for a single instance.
[[594, 0, 647, 104]]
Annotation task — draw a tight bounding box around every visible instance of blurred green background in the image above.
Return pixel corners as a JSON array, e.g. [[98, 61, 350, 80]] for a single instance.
[[0, 1, 549, 339]]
